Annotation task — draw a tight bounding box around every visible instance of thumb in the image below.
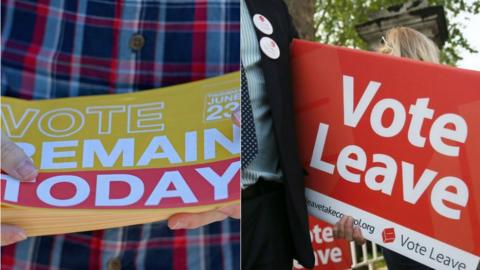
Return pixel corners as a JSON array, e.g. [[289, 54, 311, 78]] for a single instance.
[[353, 226, 366, 245], [1, 225, 27, 246], [231, 108, 241, 127], [217, 204, 240, 219], [1, 132, 38, 181]]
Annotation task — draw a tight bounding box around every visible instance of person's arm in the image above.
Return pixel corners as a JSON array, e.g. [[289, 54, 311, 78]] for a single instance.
[[1, 132, 38, 245]]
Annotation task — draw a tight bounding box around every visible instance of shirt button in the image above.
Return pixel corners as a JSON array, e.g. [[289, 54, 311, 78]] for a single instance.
[[129, 33, 145, 51], [107, 257, 122, 270]]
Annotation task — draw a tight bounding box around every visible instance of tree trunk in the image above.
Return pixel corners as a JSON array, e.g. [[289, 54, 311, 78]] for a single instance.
[[284, 0, 316, 41]]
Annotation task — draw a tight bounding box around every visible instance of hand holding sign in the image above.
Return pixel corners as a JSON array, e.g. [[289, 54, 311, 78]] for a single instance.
[[231, 108, 241, 127], [1, 132, 37, 182], [168, 203, 240, 229], [0, 131, 38, 246], [1, 224, 27, 246], [333, 216, 365, 245]]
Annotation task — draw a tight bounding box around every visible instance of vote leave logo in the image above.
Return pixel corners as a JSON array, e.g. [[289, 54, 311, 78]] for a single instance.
[[382, 228, 396, 244], [292, 40, 480, 269]]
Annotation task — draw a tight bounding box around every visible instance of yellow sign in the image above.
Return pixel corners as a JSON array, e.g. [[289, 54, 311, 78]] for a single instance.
[[1, 72, 240, 236]]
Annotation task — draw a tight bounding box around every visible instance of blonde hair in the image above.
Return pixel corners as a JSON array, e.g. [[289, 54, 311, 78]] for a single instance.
[[378, 27, 440, 64]]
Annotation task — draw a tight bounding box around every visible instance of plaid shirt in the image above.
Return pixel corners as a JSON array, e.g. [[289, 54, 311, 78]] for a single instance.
[[1, 0, 240, 269]]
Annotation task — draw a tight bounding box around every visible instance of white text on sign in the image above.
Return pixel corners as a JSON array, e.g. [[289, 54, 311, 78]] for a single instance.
[[310, 75, 469, 220]]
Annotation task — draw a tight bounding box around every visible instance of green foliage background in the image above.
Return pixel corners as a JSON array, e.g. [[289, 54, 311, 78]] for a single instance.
[[310, 0, 480, 65]]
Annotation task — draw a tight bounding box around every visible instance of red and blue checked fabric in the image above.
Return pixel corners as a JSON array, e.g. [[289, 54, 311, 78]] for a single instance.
[[0, 0, 240, 269], [1, 0, 240, 98]]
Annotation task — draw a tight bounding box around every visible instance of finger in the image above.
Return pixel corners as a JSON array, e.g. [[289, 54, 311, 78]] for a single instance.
[[168, 210, 227, 230], [332, 222, 339, 239], [1, 225, 27, 246], [337, 216, 348, 239], [217, 204, 240, 219], [344, 216, 354, 241], [353, 226, 366, 245], [231, 109, 241, 127], [1, 132, 38, 181]]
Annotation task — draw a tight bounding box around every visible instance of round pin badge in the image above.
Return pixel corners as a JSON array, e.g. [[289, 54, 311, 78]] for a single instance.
[[259, 37, 280, 59], [253, 14, 273, 35]]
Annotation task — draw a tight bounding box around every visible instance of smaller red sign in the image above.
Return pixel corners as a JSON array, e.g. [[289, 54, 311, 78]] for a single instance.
[[293, 216, 352, 270]]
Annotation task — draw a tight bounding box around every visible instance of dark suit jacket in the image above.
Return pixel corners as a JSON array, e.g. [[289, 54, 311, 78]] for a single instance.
[[244, 0, 315, 267]]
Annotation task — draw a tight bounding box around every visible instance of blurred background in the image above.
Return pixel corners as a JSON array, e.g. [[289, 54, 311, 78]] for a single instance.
[[285, 0, 480, 70]]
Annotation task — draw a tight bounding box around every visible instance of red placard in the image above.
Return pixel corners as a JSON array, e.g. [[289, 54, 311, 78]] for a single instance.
[[292, 40, 480, 270], [293, 216, 352, 270]]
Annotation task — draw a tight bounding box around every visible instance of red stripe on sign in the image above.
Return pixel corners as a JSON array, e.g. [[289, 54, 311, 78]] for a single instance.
[[0, 158, 240, 209]]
